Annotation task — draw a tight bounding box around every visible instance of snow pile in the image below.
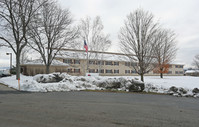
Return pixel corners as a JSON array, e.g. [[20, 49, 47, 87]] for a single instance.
[[0, 74, 100, 92], [0, 74, 199, 97], [0, 73, 144, 92], [143, 76, 199, 97]]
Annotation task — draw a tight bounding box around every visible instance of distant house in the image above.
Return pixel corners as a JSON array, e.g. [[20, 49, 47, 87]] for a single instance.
[[21, 59, 68, 76]]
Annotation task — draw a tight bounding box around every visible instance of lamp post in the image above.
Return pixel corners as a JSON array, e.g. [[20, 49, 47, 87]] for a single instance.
[[6, 53, 12, 74]]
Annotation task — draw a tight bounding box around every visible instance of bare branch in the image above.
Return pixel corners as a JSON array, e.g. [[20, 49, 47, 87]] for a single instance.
[[192, 55, 199, 69], [0, 0, 45, 79], [119, 9, 159, 81], [153, 29, 177, 78], [27, 0, 78, 74]]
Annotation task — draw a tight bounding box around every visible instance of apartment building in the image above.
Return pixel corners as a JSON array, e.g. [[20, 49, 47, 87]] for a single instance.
[[55, 49, 184, 76]]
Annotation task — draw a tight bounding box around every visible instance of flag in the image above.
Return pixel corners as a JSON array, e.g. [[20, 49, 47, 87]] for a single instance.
[[84, 40, 88, 52]]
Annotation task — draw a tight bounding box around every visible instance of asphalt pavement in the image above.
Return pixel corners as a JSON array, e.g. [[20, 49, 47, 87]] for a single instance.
[[0, 83, 199, 127]]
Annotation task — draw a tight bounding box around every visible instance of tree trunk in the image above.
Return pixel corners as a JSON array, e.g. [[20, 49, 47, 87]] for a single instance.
[[16, 54, 21, 80], [140, 73, 144, 82], [160, 68, 163, 78], [46, 64, 50, 74], [160, 73, 163, 78]]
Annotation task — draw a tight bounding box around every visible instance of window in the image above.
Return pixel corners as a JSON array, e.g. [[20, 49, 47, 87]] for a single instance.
[[89, 60, 96, 65], [106, 69, 113, 73], [97, 61, 104, 65], [89, 69, 95, 73], [175, 71, 179, 74], [175, 65, 183, 68], [114, 62, 119, 66], [105, 61, 112, 65], [131, 63, 137, 66], [74, 69, 80, 73], [125, 70, 130, 74], [74, 59, 80, 64], [67, 68, 72, 73], [100, 69, 104, 73], [169, 65, 172, 68], [125, 62, 130, 66], [114, 70, 119, 73], [63, 59, 73, 64], [131, 70, 137, 74]]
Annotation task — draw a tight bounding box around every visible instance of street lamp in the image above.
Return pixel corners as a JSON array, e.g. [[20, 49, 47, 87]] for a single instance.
[[6, 53, 12, 74]]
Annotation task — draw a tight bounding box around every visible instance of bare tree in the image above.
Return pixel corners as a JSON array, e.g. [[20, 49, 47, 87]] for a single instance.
[[0, 0, 44, 79], [20, 48, 31, 64], [0, 43, 6, 47], [28, 0, 78, 74], [79, 16, 111, 52], [78, 16, 111, 73], [119, 9, 159, 81], [153, 29, 177, 78], [192, 55, 199, 69]]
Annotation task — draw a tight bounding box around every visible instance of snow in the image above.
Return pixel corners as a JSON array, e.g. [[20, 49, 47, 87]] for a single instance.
[[0, 74, 100, 92], [143, 76, 199, 89], [142, 76, 199, 96], [0, 74, 199, 97], [55, 50, 184, 66], [23, 59, 68, 66], [185, 70, 199, 74], [56, 50, 130, 62]]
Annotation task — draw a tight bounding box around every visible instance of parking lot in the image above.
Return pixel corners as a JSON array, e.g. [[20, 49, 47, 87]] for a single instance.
[[0, 84, 199, 127]]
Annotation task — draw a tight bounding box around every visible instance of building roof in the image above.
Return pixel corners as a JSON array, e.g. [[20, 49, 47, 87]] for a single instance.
[[56, 50, 130, 62], [22, 59, 69, 66], [55, 48, 184, 65]]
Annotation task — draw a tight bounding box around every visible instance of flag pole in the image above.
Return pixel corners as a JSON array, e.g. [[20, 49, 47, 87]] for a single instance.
[[87, 49, 88, 73], [84, 38, 89, 74]]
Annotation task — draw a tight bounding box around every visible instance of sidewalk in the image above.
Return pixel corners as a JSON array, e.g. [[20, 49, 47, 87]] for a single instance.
[[0, 83, 20, 94], [0, 83, 16, 90]]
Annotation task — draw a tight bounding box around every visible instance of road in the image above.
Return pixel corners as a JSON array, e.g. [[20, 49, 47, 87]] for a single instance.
[[0, 84, 199, 127]]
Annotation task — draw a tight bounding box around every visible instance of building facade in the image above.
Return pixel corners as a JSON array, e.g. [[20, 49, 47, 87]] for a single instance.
[[55, 49, 184, 76], [21, 49, 184, 76], [21, 59, 68, 76]]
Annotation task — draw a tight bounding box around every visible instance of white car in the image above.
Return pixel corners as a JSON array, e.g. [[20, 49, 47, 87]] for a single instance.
[[0, 69, 11, 77]]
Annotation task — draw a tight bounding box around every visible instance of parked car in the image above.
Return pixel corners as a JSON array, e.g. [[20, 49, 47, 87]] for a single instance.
[[0, 69, 11, 77]]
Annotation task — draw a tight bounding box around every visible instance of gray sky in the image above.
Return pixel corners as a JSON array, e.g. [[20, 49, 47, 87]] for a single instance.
[[0, 0, 199, 68]]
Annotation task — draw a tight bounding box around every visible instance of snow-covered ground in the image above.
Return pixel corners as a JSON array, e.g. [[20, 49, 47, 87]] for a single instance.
[[143, 76, 199, 89], [0, 74, 101, 92], [142, 76, 199, 97], [0, 74, 199, 97]]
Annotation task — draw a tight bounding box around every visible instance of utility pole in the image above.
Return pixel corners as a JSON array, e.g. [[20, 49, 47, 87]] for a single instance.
[[6, 53, 12, 74]]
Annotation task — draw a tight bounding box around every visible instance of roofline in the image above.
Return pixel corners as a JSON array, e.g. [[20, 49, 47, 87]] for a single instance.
[[170, 64, 184, 66], [21, 64, 68, 66], [55, 57, 184, 65], [52, 48, 135, 56], [54, 48, 184, 65]]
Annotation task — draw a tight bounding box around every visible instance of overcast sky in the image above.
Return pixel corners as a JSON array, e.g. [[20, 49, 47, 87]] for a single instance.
[[0, 0, 199, 68]]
